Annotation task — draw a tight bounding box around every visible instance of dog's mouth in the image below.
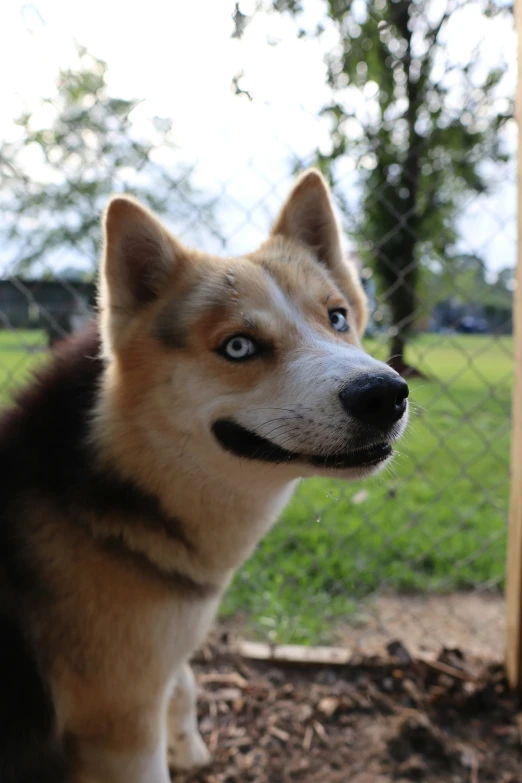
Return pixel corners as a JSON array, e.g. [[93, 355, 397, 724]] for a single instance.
[[211, 419, 392, 469]]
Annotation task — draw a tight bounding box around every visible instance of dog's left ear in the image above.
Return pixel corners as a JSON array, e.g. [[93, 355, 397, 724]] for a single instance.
[[271, 169, 368, 333], [99, 196, 185, 355]]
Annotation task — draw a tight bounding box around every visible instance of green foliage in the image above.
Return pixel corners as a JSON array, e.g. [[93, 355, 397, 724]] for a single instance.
[[423, 254, 513, 315], [266, 0, 513, 360], [0, 48, 214, 276]]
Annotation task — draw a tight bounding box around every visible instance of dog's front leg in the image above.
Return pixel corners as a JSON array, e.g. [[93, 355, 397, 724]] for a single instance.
[[74, 734, 171, 783], [168, 663, 210, 772]]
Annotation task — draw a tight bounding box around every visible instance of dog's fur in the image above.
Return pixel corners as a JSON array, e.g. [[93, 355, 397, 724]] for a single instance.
[[0, 170, 408, 782]]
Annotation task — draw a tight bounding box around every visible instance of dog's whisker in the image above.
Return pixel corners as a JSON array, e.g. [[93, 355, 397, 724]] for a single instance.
[[252, 415, 303, 432], [259, 424, 299, 441], [247, 405, 314, 414], [252, 421, 301, 439]]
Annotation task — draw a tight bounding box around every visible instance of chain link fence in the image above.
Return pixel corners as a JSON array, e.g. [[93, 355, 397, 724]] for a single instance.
[[0, 0, 516, 662]]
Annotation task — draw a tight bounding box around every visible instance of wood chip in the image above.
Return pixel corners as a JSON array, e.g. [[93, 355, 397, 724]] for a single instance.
[[225, 736, 253, 749], [269, 725, 291, 742], [199, 672, 249, 688], [313, 720, 330, 745], [303, 724, 314, 751], [206, 687, 243, 702], [297, 703, 314, 722], [471, 754, 479, 783], [318, 696, 340, 717], [424, 659, 476, 681], [208, 729, 220, 755], [238, 640, 351, 665]]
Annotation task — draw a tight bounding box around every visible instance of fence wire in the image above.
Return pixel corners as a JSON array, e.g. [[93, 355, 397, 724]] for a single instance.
[[0, 1, 516, 663]]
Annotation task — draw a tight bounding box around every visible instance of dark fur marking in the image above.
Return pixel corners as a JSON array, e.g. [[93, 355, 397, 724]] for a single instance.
[[78, 469, 196, 553], [0, 614, 71, 782], [155, 276, 245, 352], [102, 535, 217, 599], [155, 299, 187, 349], [212, 418, 392, 468], [212, 419, 300, 464], [122, 234, 168, 305]]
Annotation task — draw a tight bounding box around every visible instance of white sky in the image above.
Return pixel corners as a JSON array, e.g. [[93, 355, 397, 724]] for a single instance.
[[0, 0, 516, 276]]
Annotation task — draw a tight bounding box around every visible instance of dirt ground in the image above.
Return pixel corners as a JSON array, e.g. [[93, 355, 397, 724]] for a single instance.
[[342, 592, 506, 660], [170, 629, 521, 783]]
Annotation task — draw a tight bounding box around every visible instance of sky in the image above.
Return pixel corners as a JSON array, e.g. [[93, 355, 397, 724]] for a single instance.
[[0, 0, 517, 277]]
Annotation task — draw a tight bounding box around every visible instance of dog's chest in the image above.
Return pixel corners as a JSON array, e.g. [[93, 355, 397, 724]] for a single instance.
[[47, 568, 220, 740]]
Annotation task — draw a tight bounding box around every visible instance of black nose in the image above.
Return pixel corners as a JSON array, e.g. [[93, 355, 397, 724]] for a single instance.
[[339, 373, 409, 429]]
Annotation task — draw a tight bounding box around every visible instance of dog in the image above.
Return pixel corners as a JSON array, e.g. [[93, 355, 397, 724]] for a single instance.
[[0, 169, 408, 782]]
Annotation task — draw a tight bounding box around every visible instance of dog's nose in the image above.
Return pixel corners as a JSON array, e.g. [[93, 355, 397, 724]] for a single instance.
[[339, 373, 409, 429]]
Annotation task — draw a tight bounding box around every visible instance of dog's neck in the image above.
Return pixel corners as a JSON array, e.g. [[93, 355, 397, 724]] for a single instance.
[[91, 372, 297, 583]]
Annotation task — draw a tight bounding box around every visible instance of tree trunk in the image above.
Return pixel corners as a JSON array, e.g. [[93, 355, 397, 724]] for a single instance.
[[390, 332, 406, 365], [387, 329, 425, 378], [385, 0, 425, 380]]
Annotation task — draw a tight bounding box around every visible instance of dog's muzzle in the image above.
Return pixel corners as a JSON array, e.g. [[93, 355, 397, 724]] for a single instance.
[[211, 370, 409, 470]]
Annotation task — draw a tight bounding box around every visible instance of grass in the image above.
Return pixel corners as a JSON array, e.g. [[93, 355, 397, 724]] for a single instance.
[[0, 329, 513, 643], [0, 329, 47, 401]]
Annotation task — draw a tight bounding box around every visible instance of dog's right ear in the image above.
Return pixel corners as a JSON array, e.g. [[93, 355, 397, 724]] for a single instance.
[[99, 196, 183, 355], [271, 170, 368, 335], [270, 169, 343, 271]]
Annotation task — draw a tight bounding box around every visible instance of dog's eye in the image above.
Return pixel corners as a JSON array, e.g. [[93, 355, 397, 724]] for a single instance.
[[220, 335, 258, 361], [329, 309, 349, 333]]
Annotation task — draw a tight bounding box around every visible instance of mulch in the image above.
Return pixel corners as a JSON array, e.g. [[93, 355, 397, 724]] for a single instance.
[[170, 634, 522, 783]]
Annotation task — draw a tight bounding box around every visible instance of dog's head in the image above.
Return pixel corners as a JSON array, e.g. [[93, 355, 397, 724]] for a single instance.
[[99, 170, 408, 482]]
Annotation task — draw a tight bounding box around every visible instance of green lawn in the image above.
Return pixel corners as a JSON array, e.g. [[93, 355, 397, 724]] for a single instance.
[[0, 330, 513, 643], [0, 330, 47, 402]]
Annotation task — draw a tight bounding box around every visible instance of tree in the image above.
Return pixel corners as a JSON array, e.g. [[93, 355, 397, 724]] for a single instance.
[[0, 47, 218, 279], [240, 0, 513, 373]]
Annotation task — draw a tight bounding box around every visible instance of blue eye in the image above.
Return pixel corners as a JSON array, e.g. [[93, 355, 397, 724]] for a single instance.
[[221, 335, 257, 361], [329, 309, 349, 333]]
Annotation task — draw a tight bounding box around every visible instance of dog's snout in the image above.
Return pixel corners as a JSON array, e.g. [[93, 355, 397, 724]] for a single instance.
[[339, 373, 409, 429]]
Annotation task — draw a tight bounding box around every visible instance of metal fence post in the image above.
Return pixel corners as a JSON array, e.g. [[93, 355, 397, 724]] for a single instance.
[[506, 0, 522, 692]]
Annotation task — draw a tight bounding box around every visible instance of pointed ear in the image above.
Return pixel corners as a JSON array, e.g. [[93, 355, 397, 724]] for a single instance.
[[99, 196, 181, 354], [271, 169, 344, 271], [272, 170, 368, 334]]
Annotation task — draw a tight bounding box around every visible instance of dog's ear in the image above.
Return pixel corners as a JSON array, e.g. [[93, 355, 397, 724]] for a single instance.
[[99, 196, 183, 354], [271, 170, 368, 334], [271, 169, 343, 271]]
